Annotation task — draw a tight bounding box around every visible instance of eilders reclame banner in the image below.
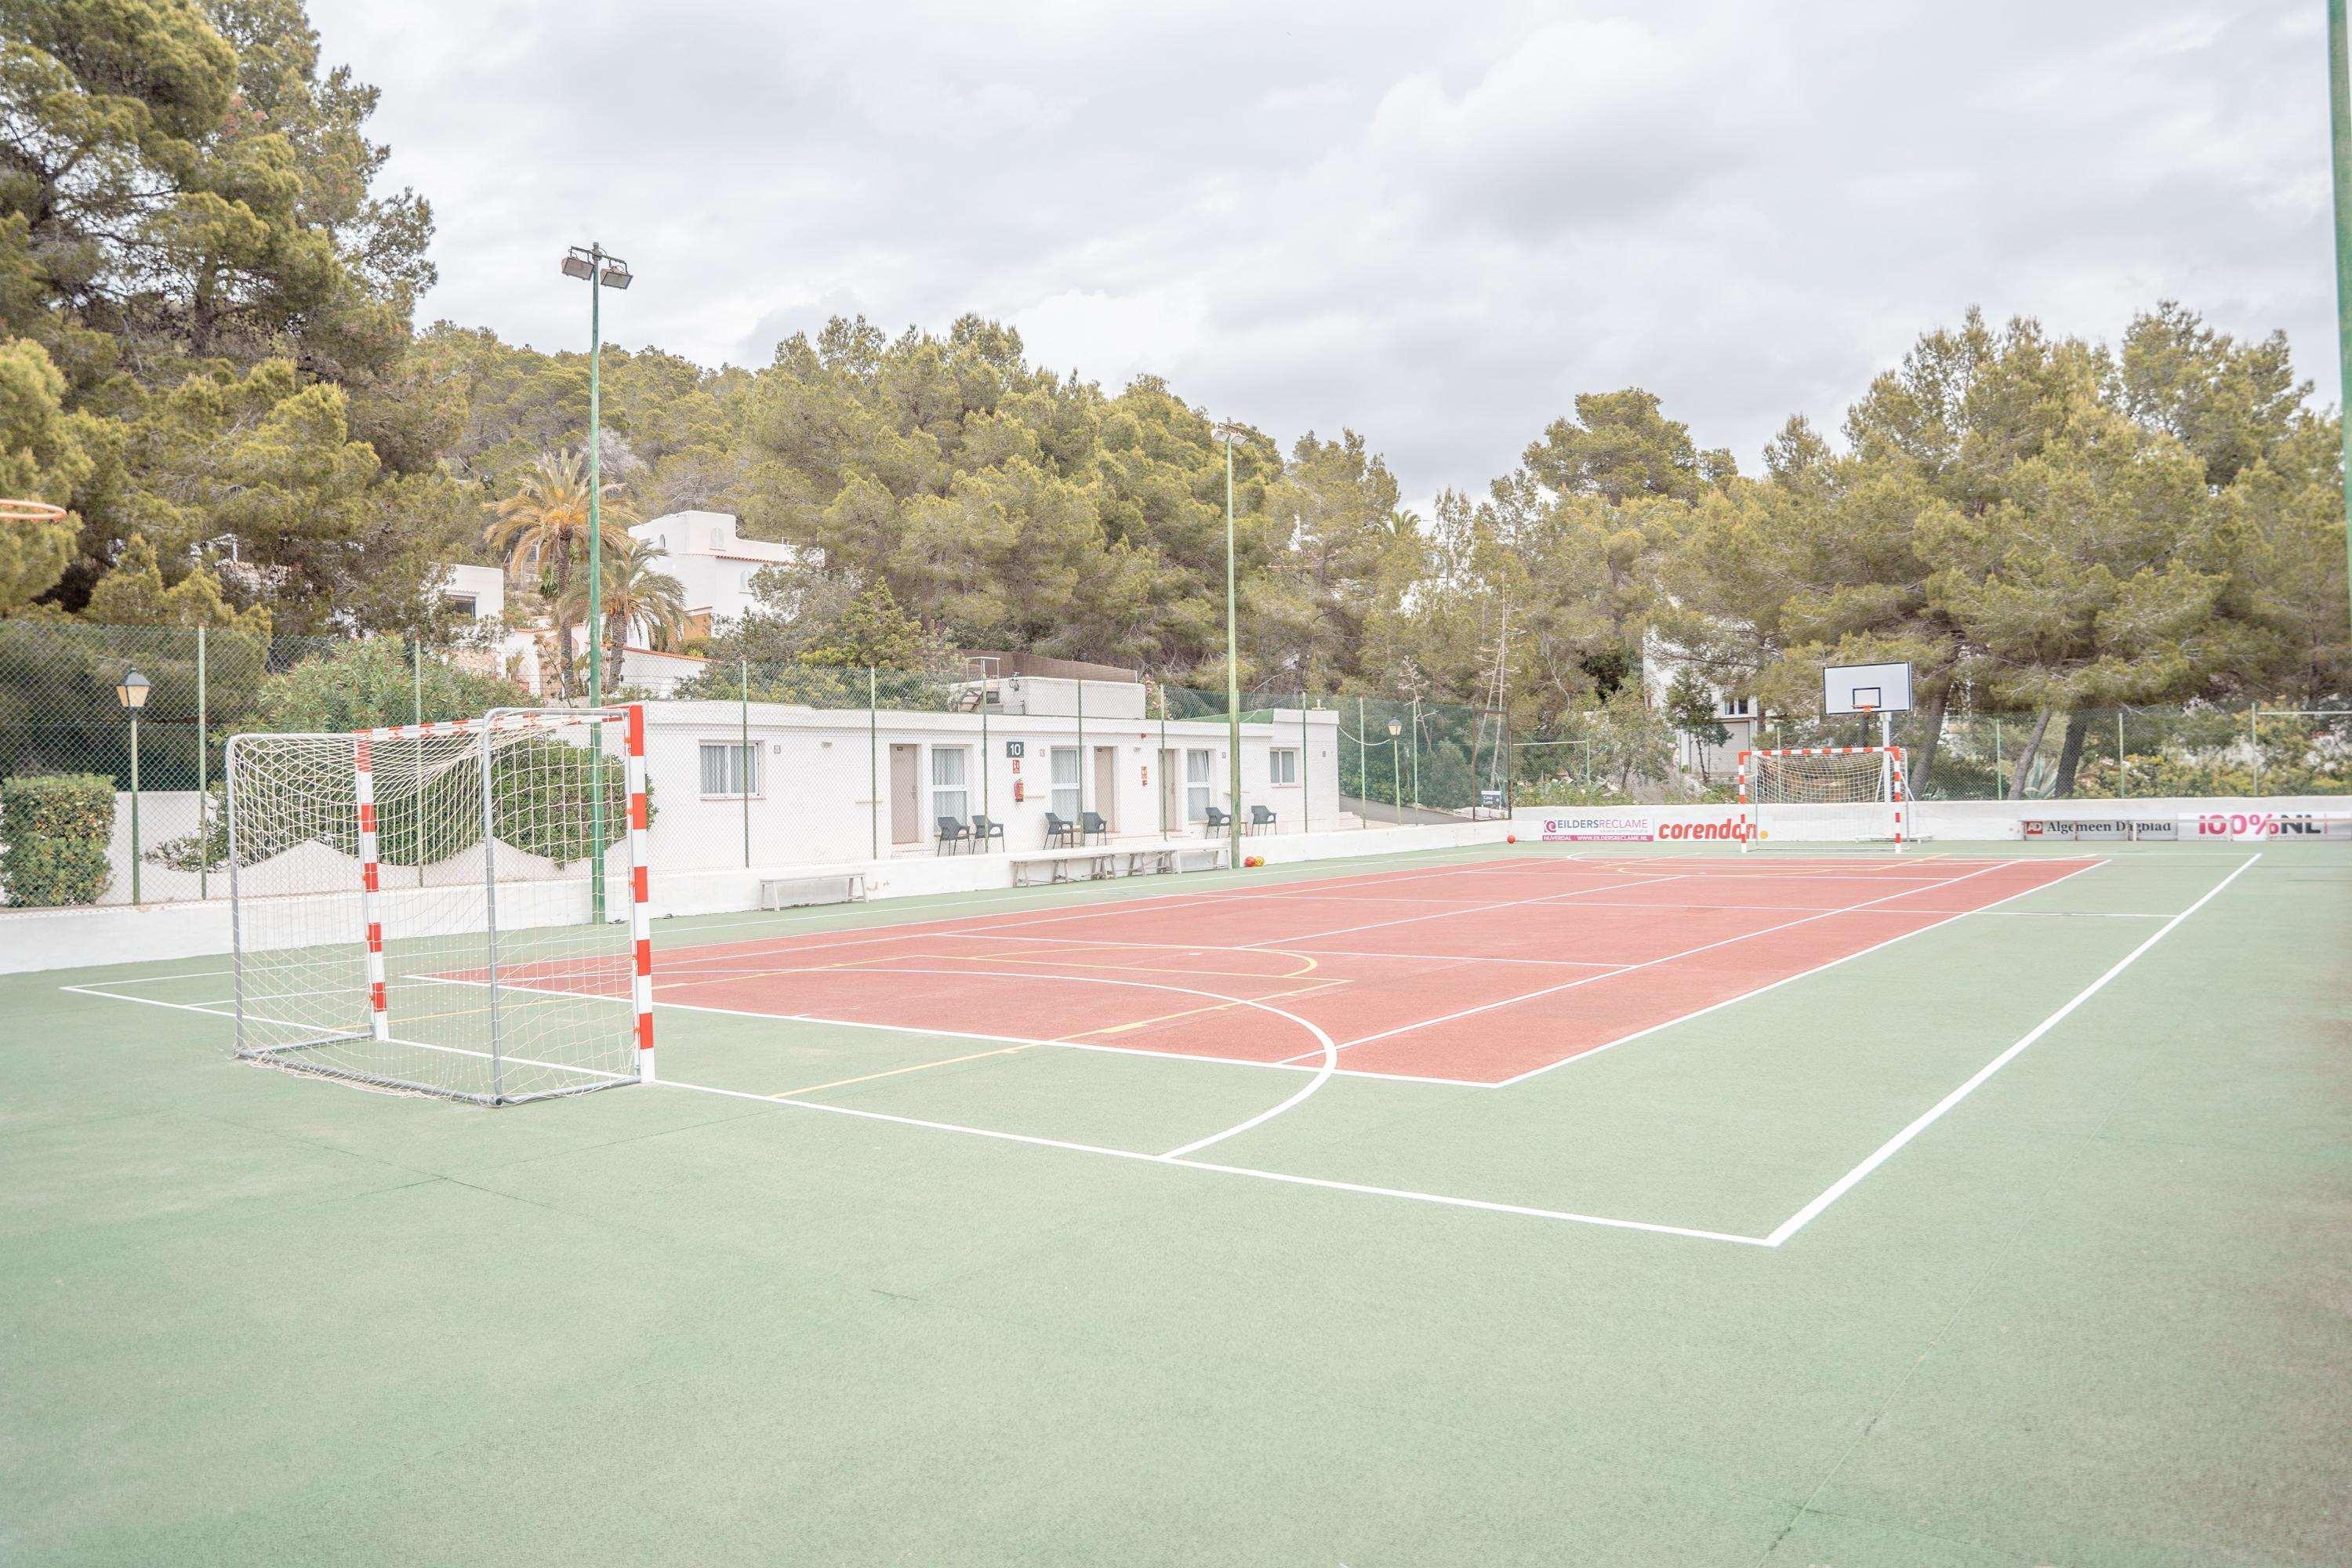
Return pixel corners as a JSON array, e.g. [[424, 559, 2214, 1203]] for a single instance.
[[1537, 809, 1750, 844]]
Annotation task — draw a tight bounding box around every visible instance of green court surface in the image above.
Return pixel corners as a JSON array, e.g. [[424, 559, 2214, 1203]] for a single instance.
[[5, 840, 2349, 1565]]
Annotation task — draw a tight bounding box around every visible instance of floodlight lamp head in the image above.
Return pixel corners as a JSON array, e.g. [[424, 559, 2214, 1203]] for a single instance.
[[599, 263, 632, 290], [1210, 421, 1247, 445], [116, 669, 151, 712], [561, 252, 595, 281]]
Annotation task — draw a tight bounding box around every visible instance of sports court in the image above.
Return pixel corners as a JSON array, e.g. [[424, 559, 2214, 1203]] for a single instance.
[[11, 830, 2349, 1564]]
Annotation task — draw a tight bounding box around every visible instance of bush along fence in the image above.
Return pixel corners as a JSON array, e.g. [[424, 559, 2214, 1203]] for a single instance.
[[0, 618, 2343, 906]]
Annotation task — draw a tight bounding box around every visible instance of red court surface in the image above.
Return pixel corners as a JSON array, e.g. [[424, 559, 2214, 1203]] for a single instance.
[[630, 854, 2103, 1086]]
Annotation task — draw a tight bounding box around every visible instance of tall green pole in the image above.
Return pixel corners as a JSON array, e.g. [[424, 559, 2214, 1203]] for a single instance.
[[740, 659, 752, 867], [869, 666, 880, 860], [194, 626, 207, 902], [586, 245, 608, 921], [1222, 434, 1242, 869], [2334, 0, 2352, 645]]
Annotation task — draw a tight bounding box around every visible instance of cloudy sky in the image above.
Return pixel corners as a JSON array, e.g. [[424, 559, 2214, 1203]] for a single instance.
[[309, 0, 2334, 503]]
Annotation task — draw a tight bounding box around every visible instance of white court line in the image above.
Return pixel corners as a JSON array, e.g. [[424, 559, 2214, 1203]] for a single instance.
[[1490, 858, 2114, 1087], [924, 931, 1624, 969], [646, 852, 1620, 975], [1764, 851, 2262, 1247], [1297, 859, 2031, 1063], [1234, 873, 1687, 949], [652, 1074, 1774, 1247], [60, 972, 1763, 1243]]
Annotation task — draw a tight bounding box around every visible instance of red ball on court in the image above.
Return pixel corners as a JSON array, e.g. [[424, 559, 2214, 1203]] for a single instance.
[[1507, 834, 1517, 844]]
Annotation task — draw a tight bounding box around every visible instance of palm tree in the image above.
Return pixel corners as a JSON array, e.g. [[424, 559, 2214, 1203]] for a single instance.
[[483, 450, 632, 695], [555, 537, 691, 678]]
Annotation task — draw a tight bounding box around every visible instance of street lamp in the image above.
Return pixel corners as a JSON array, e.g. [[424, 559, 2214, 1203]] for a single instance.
[[115, 670, 150, 904], [562, 242, 632, 923], [1210, 421, 1247, 872], [560, 243, 632, 709], [1388, 719, 1403, 822]]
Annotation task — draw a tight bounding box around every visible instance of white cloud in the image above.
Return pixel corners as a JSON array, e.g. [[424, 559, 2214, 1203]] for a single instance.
[[308, 0, 2338, 499]]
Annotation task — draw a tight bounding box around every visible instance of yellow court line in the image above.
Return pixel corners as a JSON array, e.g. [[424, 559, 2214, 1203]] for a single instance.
[[1061, 978, 1352, 1040], [774, 1044, 1034, 1098], [928, 951, 1323, 983]]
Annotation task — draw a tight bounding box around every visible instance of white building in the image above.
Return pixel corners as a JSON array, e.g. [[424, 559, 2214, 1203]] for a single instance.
[[629, 510, 801, 639], [637, 697, 1343, 868]]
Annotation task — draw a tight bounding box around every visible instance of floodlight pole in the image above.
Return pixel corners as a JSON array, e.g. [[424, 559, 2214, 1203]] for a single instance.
[[2334, 0, 2352, 644], [1215, 423, 1244, 871], [566, 241, 631, 923]]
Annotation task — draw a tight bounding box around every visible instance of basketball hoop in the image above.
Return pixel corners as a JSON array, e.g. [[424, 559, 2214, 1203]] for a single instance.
[[0, 499, 67, 524]]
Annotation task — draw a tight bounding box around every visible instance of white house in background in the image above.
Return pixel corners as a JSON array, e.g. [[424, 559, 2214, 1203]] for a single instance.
[[629, 510, 801, 639], [1639, 640, 1759, 783], [426, 561, 548, 693]]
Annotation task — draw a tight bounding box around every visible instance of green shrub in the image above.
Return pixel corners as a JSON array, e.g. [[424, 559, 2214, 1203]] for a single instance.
[[1, 774, 115, 906]]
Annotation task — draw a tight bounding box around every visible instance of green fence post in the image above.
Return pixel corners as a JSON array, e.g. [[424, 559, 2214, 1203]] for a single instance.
[[740, 659, 752, 868], [2250, 703, 2262, 796], [195, 626, 208, 901], [868, 666, 879, 861], [1410, 698, 1421, 808], [412, 639, 425, 887], [2117, 710, 2128, 799]]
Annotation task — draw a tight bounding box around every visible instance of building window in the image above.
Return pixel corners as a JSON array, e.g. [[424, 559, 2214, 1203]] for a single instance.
[[1720, 695, 1755, 719], [699, 740, 760, 798], [1185, 749, 1212, 822], [1049, 746, 1080, 822], [931, 746, 969, 826], [1269, 747, 1298, 785], [445, 593, 478, 619]]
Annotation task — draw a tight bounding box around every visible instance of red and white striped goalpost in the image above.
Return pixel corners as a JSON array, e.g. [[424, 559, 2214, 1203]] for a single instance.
[[1737, 744, 1906, 852], [624, 704, 655, 1083]]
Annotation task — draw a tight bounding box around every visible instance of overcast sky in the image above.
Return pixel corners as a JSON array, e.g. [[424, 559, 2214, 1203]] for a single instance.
[[308, 0, 2335, 504]]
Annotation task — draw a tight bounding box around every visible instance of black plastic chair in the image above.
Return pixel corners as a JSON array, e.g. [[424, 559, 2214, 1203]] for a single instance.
[[1080, 811, 1110, 844], [1250, 804, 1277, 834], [935, 816, 971, 855], [1044, 812, 1078, 847], [970, 814, 1005, 851], [1203, 806, 1230, 837]]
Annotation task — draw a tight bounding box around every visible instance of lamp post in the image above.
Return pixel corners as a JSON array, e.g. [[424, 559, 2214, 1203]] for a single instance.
[[115, 670, 150, 905], [1387, 719, 1403, 822], [562, 243, 631, 923], [1210, 422, 1247, 871]]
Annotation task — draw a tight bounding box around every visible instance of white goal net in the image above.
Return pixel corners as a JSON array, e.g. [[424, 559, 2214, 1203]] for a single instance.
[[227, 708, 654, 1104], [1740, 746, 1907, 849]]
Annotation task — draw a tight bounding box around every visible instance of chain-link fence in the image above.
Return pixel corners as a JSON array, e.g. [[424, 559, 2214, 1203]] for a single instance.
[[1512, 699, 2350, 805], [4, 618, 2343, 908]]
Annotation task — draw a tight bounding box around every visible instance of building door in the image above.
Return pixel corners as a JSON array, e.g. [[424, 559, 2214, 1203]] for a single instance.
[[1159, 748, 1178, 834], [889, 744, 921, 845], [1092, 746, 1118, 833]]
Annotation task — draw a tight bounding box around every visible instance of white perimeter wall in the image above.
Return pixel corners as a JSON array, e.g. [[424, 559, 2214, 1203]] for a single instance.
[[0, 817, 1512, 976]]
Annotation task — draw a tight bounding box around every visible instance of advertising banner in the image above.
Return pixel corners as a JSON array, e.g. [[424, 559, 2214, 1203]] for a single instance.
[[1537, 813, 1654, 843]]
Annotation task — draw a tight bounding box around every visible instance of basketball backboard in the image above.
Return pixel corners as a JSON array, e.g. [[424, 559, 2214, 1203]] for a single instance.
[[1823, 660, 1913, 716]]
